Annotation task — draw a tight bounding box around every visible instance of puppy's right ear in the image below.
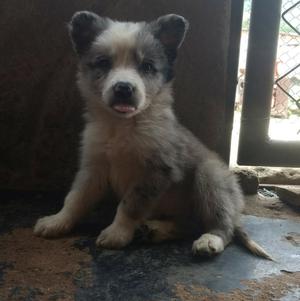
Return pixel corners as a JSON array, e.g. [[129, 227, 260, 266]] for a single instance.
[[69, 11, 108, 56]]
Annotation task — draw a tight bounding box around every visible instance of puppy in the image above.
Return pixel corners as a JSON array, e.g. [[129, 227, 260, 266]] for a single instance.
[[34, 12, 271, 259]]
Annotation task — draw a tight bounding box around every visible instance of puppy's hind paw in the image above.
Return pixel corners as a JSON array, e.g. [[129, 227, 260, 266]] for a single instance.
[[34, 213, 73, 238], [192, 233, 224, 256]]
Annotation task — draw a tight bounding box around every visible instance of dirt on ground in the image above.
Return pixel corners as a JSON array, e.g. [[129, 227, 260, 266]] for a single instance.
[[174, 271, 300, 301], [254, 167, 300, 185], [243, 194, 300, 222], [0, 228, 92, 301]]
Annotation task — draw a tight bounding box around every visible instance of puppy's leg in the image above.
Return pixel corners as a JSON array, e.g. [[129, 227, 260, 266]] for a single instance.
[[192, 204, 236, 256], [97, 156, 172, 249], [192, 161, 243, 256], [96, 202, 138, 249], [34, 167, 107, 237], [144, 220, 182, 243], [192, 225, 233, 256]]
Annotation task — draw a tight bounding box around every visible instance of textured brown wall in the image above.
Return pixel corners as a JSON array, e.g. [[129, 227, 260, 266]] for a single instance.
[[0, 0, 231, 191]]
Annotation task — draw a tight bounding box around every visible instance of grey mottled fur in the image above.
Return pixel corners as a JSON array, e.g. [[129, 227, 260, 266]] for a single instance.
[[34, 12, 248, 257]]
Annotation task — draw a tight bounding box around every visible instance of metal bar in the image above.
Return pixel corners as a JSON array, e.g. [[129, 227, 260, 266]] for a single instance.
[[239, 0, 282, 141], [221, 0, 244, 164], [238, 140, 300, 167]]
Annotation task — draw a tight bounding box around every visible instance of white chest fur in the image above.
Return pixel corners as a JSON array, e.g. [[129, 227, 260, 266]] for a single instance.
[[101, 121, 145, 196]]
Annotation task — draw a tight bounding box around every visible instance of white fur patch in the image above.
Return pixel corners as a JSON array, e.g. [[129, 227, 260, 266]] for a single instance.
[[94, 21, 141, 53], [192, 233, 224, 256], [34, 212, 73, 238], [96, 223, 134, 249], [96, 204, 137, 249]]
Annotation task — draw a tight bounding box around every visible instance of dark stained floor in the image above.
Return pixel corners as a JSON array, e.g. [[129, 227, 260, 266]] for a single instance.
[[0, 191, 299, 301]]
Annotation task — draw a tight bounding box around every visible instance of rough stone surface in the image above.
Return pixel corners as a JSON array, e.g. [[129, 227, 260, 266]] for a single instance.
[[275, 185, 300, 208], [233, 168, 259, 195], [243, 193, 300, 222], [233, 167, 300, 186], [254, 167, 300, 185]]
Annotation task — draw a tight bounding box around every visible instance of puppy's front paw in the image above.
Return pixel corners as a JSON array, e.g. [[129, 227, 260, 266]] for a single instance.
[[34, 213, 73, 238], [192, 233, 224, 256], [96, 224, 134, 249]]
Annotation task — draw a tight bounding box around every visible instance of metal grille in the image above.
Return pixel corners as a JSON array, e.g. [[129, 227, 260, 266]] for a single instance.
[[273, 0, 300, 116]]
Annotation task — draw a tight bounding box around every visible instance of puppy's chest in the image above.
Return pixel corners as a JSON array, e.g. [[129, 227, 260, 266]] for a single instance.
[[103, 129, 146, 195]]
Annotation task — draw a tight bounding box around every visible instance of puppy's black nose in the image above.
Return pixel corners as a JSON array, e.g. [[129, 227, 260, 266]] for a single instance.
[[113, 82, 134, 99]]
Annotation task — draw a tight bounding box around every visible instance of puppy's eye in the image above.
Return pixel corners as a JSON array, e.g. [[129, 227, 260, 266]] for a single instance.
[[140, 61, 156, 74], [92, 56, 111, 70]]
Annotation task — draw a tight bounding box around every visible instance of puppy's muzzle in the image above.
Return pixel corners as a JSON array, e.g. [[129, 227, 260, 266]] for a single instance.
[[111, 81, 137, 114]]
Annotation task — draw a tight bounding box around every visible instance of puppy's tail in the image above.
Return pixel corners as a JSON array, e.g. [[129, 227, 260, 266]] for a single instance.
[[234, 226, 274, 261]]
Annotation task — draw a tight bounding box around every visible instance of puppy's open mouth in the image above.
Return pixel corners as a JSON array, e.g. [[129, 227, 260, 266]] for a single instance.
[[112, 104, 137, 114]]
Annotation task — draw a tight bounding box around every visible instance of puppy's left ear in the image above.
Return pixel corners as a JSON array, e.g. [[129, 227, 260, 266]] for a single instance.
[[151, 14, 189, 62]]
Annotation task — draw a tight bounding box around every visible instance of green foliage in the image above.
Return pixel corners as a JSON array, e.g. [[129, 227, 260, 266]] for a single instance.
[[244, 0, 252, 13], [279, 21, 297, 34], [242, 0, 252, 30]]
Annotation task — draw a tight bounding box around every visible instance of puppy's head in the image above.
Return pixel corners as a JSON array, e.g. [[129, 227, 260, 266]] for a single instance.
[[69, 12, 188, 118]]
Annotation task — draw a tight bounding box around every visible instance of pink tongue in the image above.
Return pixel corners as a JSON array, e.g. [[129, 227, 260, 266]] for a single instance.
[[113, 104, 136, 113]]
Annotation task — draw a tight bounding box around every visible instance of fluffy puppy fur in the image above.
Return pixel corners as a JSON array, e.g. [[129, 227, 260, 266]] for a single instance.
[[34, 12, 271, 259]]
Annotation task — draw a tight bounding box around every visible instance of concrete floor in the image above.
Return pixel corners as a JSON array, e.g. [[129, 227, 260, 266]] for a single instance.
[[0, 191, 299, 301]]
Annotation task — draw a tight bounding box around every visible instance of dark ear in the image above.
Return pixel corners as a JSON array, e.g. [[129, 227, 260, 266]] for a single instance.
[[151, 14, 189, 62], [69, 11, 108, 56]]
